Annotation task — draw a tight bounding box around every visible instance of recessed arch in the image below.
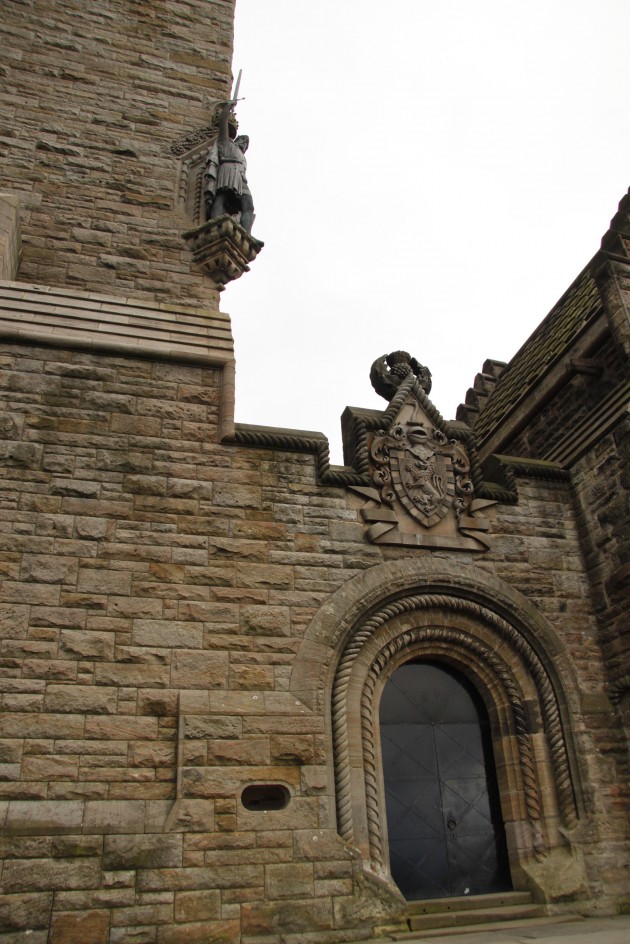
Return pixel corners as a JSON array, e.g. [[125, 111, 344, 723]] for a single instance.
[[291, 560, 581, 722], [290, 560, 586, 900]]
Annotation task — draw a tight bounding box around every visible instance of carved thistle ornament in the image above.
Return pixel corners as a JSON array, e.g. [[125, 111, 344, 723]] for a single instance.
[[351, 352, 495, 551]]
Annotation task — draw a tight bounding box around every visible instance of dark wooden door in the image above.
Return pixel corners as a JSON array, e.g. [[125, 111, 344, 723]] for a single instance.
[[380, 661, 511, 900]]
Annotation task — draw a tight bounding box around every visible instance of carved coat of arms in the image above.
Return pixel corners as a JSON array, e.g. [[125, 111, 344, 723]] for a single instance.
[[371, 422, 473, 527], [351, 352, 494, 551]]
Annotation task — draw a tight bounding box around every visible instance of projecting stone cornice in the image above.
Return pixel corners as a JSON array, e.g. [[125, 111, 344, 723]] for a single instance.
[[0, 281, 234, 366]]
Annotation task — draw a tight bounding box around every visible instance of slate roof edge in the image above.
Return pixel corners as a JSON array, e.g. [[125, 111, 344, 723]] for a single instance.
[[489, 258, 598, 373], [477, 312, 608, 460], [472, 189, 630, 452], [488, 234, 629, 384]]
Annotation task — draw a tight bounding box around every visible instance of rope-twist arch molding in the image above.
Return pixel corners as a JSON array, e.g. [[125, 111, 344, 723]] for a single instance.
[[360, 628, 547, 868], [609, 673, 630, 705], [331, 593, 578, 863], [231, 371, 523, 499]]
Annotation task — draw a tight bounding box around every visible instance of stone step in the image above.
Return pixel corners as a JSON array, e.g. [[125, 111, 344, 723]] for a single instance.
[[408, 902, 546, 933], [390, 913, 584, 940], [407, 891, 533, 916]]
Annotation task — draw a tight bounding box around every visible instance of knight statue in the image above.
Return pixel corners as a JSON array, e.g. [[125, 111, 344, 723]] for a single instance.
[[204, 99, 255, 234]]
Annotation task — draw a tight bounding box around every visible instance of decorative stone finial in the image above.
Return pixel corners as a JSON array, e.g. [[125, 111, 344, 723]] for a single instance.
[[370, 351, 432, 401]]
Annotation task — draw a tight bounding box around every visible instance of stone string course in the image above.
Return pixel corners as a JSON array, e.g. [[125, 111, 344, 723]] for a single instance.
[[0, 281, 234, 362]]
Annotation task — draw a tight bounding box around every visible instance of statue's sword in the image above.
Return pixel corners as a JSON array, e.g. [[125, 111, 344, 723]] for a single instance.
[[231, 69, 242, 103]]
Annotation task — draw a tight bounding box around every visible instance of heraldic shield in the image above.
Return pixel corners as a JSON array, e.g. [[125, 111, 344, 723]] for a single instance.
[[349, 352, 495, 551], [371, 422, 472, 529]]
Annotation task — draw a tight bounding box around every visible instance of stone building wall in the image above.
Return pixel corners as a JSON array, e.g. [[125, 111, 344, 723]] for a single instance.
[[489, 248, 630, 739], [571, 416, 630, 727], [1, 2, 630, 942], [491, 328, 630, 698], [580, 257, 630, 728], [493, 475, 630, 904], [0, 0, 234, 308], [0, 195, 21, 281], [0, 331, 629, 941]]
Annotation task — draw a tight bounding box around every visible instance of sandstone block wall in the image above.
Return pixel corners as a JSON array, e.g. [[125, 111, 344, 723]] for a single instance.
[[571, 404, 630, 752], [1, 0, 234, 308], [0, 339, 370, 942], [1, 333, 629, 940], [1, 1, 630, 939], [492, 253, 630, 743]]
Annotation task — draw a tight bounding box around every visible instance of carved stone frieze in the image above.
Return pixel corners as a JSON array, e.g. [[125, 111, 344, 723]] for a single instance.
[[171, 126, 216, 158]]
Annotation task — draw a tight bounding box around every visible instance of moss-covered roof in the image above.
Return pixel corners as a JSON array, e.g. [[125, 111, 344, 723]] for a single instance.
[[472, 268, 602, 443]]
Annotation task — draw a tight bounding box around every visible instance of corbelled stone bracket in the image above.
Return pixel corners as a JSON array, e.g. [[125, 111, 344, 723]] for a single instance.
[[182, 215, 264, 288]]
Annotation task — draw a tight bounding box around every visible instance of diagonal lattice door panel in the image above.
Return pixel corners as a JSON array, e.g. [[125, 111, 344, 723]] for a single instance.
[[388, 837, 452, 900], [434, 723, 486, 777], [380, 662, 511, 900], [381, 723, 437, 780], [384, 775, 443, 840]]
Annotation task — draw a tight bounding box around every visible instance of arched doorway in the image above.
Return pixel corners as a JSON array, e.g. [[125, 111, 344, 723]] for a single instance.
[[292, 561, 584, 906], [380, 661, 511, 900]]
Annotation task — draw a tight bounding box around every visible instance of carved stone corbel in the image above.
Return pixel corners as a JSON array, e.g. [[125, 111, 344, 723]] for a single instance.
[[181, 215, 264, 288]]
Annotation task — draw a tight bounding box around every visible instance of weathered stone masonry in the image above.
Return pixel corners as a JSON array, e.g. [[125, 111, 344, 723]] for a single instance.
[[0, 0, 233, 309], [0, 299, 628, 940], [1, 2, 630, 942]]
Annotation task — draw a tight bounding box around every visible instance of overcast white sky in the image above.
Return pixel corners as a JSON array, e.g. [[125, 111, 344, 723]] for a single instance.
[[226, 0, 630, 464]]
